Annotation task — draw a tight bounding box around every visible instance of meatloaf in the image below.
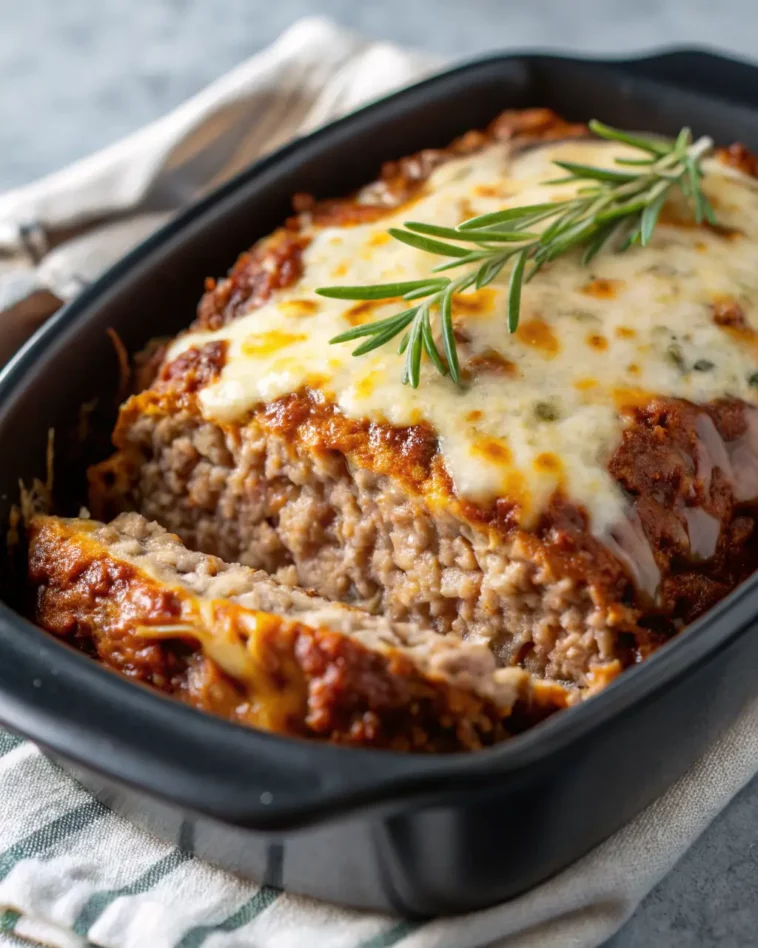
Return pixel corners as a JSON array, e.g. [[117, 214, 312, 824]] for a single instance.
[[27, 513, 568, 751], [85, 108, 758, 688], [24, 107, 758, 749]]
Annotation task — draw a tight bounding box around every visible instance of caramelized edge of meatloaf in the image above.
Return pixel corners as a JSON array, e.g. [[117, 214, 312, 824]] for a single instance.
[[27, 514, 571, 752]]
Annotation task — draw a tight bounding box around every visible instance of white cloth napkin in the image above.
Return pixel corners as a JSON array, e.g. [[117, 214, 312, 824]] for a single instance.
[[0, 15, 434, 362], [1, 15, 758, 948]]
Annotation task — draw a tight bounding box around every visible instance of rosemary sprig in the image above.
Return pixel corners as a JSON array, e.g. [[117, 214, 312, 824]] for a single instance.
[[317, 119, 717, 387]]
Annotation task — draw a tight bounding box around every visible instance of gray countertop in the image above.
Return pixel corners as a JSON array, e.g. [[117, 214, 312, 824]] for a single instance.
[[2, 1, 758, 945]]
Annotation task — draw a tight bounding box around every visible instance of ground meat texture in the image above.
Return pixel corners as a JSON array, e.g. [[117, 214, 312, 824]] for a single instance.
[[27, 514, 568, 751], [89, 387, 641, 686], [89, 381, 758, 685]]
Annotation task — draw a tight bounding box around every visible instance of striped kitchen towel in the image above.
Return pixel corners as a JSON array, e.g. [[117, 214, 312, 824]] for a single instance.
[[2, 15, 758, 948], [1, 694, 758, 948]]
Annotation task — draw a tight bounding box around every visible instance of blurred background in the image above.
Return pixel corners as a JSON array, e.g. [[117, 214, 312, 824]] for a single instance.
[[2, 0, 757, 189]]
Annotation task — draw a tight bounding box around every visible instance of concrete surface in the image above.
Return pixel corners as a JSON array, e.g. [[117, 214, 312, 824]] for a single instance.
[[2, 2, 758, 945]]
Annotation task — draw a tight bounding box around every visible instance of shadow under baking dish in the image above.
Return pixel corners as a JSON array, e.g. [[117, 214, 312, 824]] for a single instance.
[[1, 49, 758, 915]]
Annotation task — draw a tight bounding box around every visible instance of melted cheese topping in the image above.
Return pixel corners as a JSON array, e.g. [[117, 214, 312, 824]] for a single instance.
[[169, 139, 758, 534]]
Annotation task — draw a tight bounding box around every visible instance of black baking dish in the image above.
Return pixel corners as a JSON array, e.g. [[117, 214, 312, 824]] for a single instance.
[[2, 49, 758, 917]]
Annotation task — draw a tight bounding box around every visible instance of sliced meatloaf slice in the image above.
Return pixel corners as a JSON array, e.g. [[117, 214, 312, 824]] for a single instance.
[[27, 513, 570, 752]]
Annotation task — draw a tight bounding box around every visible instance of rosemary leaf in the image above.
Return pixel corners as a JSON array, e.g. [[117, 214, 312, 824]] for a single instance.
[[404, 220, 537, 244], [675, 127, 693, 154], [581, 220, 619, 264], [543, 216, 598, 256], [595, 198, 649, 223], [456, 271, 479, 292], [619, 223, 642, 251], [701, 194, 718, 225], [551, 161, 639, 183], [588, 119, 670, 155], [683, 155, 706, 223], [405, 315, 424, 388], [538, 206, 578, 245], [388, 228, 471, 258], [640, 191, 668, 245], [329, 307, 418, 344], [403, 281, 450, 300], [508, 250, 527, 333], [404, 221, 470, 238], [420, 305, 448, 376], [524, 257, 545, 283], [317, 280, 444, 300], [475, 254, 508, 289], [468, 230, 540, 243], [440, 287, 460, 384], [458, 203, 562, 231], [350, 311, 417, 356], [614, 156, 657, 166], [431, 250, 492, 273]]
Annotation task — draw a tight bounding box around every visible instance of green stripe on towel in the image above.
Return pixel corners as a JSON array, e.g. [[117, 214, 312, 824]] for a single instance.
[[0, 910, 19, 933], [73, 848, 192, 935], [0, 734, 23, 759], [357, 920, 424, 948], [175, 886, 282, 948], [0, 799, 107, 881]]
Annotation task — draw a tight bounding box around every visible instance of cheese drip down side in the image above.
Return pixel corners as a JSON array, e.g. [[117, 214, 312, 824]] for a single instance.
[[168, 138, 758, 541]]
